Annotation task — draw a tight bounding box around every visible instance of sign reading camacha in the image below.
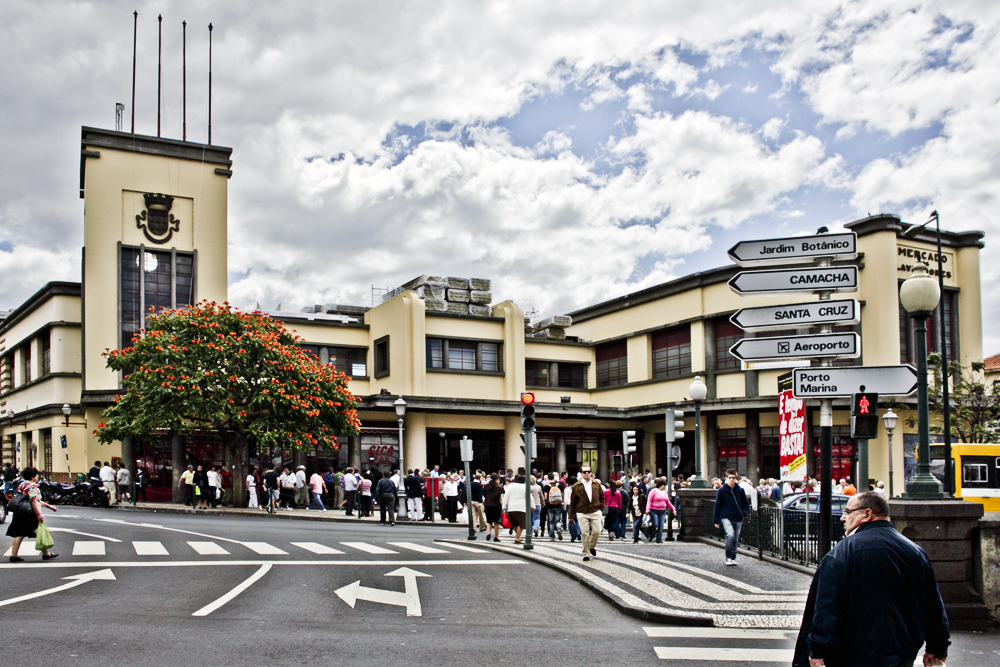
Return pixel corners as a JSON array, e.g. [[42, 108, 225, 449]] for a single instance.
[[779, 389, 807, 482]]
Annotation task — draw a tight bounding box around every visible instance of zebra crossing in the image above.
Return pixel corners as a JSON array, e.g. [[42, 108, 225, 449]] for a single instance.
[[643, 626, 797, 663], [4, 539, 489, 560]]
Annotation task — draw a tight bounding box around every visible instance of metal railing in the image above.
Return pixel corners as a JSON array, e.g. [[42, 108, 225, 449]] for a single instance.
[[703, 499, 845, 567]]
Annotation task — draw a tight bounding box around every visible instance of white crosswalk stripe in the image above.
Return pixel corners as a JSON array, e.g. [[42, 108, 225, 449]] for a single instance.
[[644, 627, 794, 640], [241, 542, 288, 555], [290, 542, 345, 555], [132, 541, 170, 556], [644, 626, 796, 663], [338, 541, 397, 554], [386, 541, 450, 554], [72, 541, 106, 556], [437, 542, 487, 553], [653, 647, 794, 662], [188, 541, 230, 555]]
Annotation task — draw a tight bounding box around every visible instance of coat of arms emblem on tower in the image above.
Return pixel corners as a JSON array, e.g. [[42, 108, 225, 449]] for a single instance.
[[135, 192, 180, 244]]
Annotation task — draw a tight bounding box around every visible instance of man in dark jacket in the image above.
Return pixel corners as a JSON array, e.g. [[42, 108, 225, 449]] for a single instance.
[[793, 491, 949, 667], [712, 469, 749, 565], [405, 469, 424, 521], [374, 471, 397, 526]]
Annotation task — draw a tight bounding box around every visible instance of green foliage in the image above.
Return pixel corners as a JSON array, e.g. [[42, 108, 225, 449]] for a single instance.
[[94, 301, 360, 506], [902, 354, 1000, 443]]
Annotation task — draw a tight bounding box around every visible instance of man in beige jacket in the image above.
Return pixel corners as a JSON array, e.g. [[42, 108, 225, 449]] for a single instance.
[[567, 466, 605, 562]]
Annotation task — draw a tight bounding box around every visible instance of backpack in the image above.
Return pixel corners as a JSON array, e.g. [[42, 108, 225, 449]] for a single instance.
[[547, 485, 563, 505]]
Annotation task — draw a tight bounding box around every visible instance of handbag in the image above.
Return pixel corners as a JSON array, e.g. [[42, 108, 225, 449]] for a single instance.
[[501, 511, 511, 529], [35, 522, 55, 551], [8, 491, 33, 515]]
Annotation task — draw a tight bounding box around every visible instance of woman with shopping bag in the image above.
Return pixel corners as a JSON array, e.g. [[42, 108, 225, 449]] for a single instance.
[[6, 466, 58, 562]]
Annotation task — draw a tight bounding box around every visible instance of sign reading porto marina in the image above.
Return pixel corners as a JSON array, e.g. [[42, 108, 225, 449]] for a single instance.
[[728, 266, 858, 296], [730, 298, 859, 331], [792, 365, 919, 398], [730, 332, 860, 362], [728, 232, 857, 266], [779, 388, 807, 482]]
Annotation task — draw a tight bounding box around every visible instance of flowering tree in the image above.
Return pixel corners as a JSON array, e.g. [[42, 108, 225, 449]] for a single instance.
[[95, 301, 360, 506], [902, 355, 1000, 443]]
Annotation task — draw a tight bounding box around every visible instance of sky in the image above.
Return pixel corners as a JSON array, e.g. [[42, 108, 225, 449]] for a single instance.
[[2, 1, 998, 355]]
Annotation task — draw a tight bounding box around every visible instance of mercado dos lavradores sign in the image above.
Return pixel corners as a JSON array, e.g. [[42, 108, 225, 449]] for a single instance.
[[779, 388, 807, 483], [897, 242, 957, 287]]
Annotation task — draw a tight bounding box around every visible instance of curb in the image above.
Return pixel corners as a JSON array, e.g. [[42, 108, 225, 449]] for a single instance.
[[109, 504, 471, 528], [693, 536, 818, 577], [439, 538, 714, 627]]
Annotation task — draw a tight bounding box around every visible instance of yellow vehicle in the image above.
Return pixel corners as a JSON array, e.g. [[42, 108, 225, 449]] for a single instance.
[[930, 443, 1000, 512]]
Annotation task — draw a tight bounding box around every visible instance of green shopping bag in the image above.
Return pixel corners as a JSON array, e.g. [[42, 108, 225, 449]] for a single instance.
[[35, 522, 55, 551]]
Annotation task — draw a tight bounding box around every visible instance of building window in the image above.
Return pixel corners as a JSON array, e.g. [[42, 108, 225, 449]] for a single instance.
[[374, 336, 390, 378], [717, 428, 747, 476], [760, 426, 780, 479], [596, 340, 627, 387], [41, 429, 52, 477], [426, 338, 502, 373], [120, 246, 196, 349], [652, 326, 691, 380], [330, 347, 368, 377], [41, 333, 51, 376], [715, 318, 742, 372], [22, 343, 32, 384], [525, 360, 588, 389]]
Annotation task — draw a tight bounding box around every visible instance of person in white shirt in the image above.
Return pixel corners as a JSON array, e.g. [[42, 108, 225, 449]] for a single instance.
[[295, 466, 308, 508], [100, 462, 116, 503], [873, 480, 886, 497], [442, 475, 460, 523], [206, 466, 220, 508], [115, 464, 131, 504], [342, 468, 359, 516], [739, 476, 758, 511], [246, 466, 259, 508]]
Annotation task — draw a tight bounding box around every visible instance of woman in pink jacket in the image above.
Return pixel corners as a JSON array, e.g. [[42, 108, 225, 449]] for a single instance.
[[646, 478, 676, 543], [604, 481, 623, 541]]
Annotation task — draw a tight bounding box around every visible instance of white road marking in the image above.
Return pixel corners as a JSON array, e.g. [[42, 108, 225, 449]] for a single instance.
[[437, 542, 487, 554], [340, 542, 398, 554], [654, 647, 794, 661], [0, 569, 116, 608], [240, 542, 288, 555], [386, 541, 449, 554], [192, 563, 272, 617], [93, 518, 242, 543], [188, 541, 230, 555], [290, 542, 345, 555], [48, 527, 122, 543], [72, 541, 106, 556], [335, 567, 430, 617], [644, 627, 794, 640], [0, 559, 522, 570], [133, 541, 170, 556]]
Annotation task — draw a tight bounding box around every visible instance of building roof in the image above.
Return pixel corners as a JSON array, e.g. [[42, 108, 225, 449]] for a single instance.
[[0, 281, 81, 336], [985, 352, 1000, 373]]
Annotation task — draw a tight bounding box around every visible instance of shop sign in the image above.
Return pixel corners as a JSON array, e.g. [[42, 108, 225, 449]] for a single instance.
[[896, 243, 957, 287]]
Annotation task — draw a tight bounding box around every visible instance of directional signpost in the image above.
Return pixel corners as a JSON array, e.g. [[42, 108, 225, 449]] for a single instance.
[[792, 365, 918, 398], [728, 232, 857, 266], [728, 266, 858, 296], [730, 332, 860, 362], [731, 299, 859, 331]]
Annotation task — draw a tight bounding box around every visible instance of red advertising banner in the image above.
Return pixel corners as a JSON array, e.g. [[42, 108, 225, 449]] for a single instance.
[[779, 388, 807, 482]]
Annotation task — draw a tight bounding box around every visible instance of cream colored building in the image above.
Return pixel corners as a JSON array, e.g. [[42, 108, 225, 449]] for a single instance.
[[0, 124, 986, 500]]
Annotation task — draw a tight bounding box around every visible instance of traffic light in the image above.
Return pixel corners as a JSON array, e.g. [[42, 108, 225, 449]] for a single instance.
[[622, 430, 637, 454], [612, 454, 624, 473], [520, 392, 536, 431], [851, 392, 879, 439], [664, 410, 684, 443]]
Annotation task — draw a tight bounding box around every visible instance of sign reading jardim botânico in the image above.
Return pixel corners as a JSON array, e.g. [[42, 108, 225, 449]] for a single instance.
[[729, 332, 860, 362], [792, 365, 918, 398], [728, 266, 858, 296], [730, 298, 859, 331], [727, 232, 857, 266]]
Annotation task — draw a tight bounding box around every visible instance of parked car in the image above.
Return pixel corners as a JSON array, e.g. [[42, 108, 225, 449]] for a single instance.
[[780, 492, 851, 514], [779, 492, 849, 549]]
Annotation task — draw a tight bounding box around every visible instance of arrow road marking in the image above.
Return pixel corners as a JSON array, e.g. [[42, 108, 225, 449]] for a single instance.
[[48, 527, 122, 542], [335, 567, 431, 617], [93, 518, 242, 543], [192, 563, 272, 617], [0, 569, 116, 608]]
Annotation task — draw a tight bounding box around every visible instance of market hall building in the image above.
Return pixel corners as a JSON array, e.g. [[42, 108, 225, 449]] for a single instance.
[[0, 125, 986, 501]]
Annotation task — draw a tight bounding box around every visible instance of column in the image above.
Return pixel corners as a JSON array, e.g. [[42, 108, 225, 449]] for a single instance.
[[504, 415, 522, 474], [171, 434, 185, 503], [121, 436, 134, 489], [555, 436, 567, 474], [745, 411, 760, 482], [642, 430, 656, 476], [705, 414, 718, 480], [349, 434, 361, 471], [597, 436, 609, 483], [405, 412, 427, 473]]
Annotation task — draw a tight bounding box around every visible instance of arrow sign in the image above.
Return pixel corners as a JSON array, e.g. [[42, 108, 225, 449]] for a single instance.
[[729, 266, 858, 296], [730, 333, 860, 361], [793, 365, 918, 398], [336, 567, 430, 617], [0, 569, 116, 608], [728, 232, 857, 266], [730, 299, 859, 331]]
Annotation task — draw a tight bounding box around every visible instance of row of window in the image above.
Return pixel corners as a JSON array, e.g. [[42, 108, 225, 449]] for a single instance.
[[1, 332, 52, 394]]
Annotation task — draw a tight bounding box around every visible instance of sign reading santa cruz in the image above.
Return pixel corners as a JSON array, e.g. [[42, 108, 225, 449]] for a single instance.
[[730, 298, 859, 331], [728, 232, 857, 266]]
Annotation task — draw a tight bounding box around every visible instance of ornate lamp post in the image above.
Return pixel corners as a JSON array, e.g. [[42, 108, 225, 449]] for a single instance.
[[899, 262, 945, 499], [687, 375, 709, 488], [394, 397, 407, 520], [882, 408, 898, 497]]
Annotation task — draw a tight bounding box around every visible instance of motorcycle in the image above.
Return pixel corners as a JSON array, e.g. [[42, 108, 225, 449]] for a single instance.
[[38, 479, 81, 505], [72, 480, 111, 508]]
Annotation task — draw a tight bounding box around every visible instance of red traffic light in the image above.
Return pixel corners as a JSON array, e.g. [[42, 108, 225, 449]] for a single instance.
[[521, 392, 535, 406]]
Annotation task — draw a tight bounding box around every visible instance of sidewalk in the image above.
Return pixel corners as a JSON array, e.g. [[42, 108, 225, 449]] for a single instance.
[[443, 535, 813, 629], [110, 500, 470, 527]]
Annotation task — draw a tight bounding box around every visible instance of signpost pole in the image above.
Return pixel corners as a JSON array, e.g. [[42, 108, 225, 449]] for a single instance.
[[816, 257, 834, 560]]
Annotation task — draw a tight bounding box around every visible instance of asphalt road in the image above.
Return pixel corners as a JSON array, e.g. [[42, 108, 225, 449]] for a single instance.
[[1, 508, 995, 666]]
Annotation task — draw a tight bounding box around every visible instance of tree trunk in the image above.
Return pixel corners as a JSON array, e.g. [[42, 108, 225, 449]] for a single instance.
[[230, 429, 250, 508]]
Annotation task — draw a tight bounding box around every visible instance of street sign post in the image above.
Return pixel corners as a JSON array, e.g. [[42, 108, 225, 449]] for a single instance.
[[728, 232, 857, 266], [792, 365, 918, 398], [730, 298, 859, 331], [729, 266, 858, 296], [730, 332, 860, 362]]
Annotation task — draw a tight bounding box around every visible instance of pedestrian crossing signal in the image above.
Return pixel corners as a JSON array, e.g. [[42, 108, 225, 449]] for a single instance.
[[851, 392, 879, 439], [520, 393, 536, 431]]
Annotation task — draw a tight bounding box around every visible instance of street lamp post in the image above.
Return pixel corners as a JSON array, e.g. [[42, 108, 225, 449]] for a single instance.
[[687, 375, 709, 488], [394, 397, 407, 521], [459, 436, 476, 540], [903, 211, 952, 495], [882, 408, 898, 497], [899, 262, 945, 499]]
